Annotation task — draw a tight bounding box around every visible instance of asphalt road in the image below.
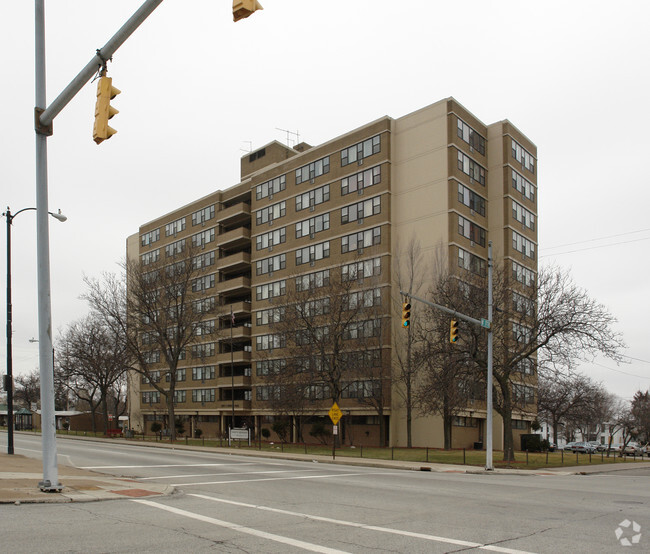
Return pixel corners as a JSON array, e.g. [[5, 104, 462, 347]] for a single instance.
[[3, 434, 650, 553]]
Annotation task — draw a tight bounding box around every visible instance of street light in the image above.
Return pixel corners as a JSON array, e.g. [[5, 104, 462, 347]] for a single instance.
[[3, 206, 66, 456]]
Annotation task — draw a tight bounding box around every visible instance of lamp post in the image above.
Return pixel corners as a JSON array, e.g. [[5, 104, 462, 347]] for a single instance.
[[3, 207, 66, 455]]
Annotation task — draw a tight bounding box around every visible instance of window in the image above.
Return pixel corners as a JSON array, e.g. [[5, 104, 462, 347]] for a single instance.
[[165, 217, 186, 237], [457, 117, 486, 155], [512, 200, 536, 231], [256, 175, 286, 200], [342, 257, 381, 281], [341, 135, 381, 167], [191, 227, 215, 248], [457, 182, 486, 216], [305, 383, 330, 400], [345, 288, 382, 310], [341, 196, 381, 224], [141, 391, 160, 404], [295, 269, 330, 292], [256, 227, 286, 250], [295, 156, 330, 185], [256, 253, 286, 275], [165, 368, 186, 382], [141, 370, 160, 383], [256, 307, 285, 326], [296, 184, 330, 212], [195, 320, 215, 336], [457, 150, 486, 185], [192, 273, 215, 292], [256, 279, 286, 301], [173, 390, 186, 403], [295, 241, 330, 265], [256, 333, 285, 351], [143, 350, 160, 364], [342, 380, 380, 399], [341, 349, 382, 369], [256, 359, 286, 376], [192, 388, 215, 403], [511, 139, 535, 174], [511, 419, 529, 430], [513, 323, 532, 344], [512, 261, 535, 287], [141, 249, 160, 266], [141, 228, 160, 247], [193, 251, 215, 269], [514, 358, 536, 375], [344, 319, 381, 340], [193, 296, 216, 314], [341, 227, 381, 253], [458, 247, 486, 276], [191, 342, 215, 358], [295, 326, 329, 346], [512, 384, 535, 405], [453, 416, 479, 427], [191, 205, 215, 226], [512, 292, 535, 316], [511, 169, 536, 202], [341, 165, 381, 196], [298, 298, 330, 317], [512, 231, 536, 260], [458, 215, 486, 246], [165, 239, 185, 258], [256, 201, 286, 226], [256, 385, 283, 401], [295, 213, 330, 239], [192, 366, 215, 381]]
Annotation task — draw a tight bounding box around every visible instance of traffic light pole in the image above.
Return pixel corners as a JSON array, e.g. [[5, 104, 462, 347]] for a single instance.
[[33, 0, 164, 492], [400, 241, 494, 471]]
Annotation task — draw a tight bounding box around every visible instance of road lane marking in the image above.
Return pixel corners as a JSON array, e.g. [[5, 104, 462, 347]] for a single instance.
[[79, 462, 258, 469], [132, 498, 351, 554], [139, 469, 320, 480], [169, 471, 404, 487], [189, 493, 537, 554]]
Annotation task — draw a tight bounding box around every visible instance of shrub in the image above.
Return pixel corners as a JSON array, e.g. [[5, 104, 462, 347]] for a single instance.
[[151, 422, 162, 435], [309, 422, 331, 445], [261, 428, 271, 439], [272, 419, 291, 443]]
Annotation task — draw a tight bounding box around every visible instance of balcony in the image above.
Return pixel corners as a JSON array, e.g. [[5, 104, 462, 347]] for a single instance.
[[217, 349, 251, 365], [216, 400, 252, 411], [218, 324, 251, 341], [218, 251, 251, 272], [216, 275, 251, 295], [217, 300, 252, 319], [217, 375, 252, 388], [218, 227, 251, 249], [217, 202, 250, 226]]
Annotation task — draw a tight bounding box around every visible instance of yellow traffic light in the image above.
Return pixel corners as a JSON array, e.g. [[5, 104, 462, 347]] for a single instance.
[[233, 0, 263, 22], [450, 319, 459, 343], [401, 302, 411, 329], [93, 76, 120, 145]]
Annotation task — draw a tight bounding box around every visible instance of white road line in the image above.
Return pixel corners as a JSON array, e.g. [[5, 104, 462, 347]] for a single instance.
[[132, 498, 351, 554], [189, 493, 537, 554], [169, 471, 403, 487], [78, 462, 258, 469], [139, 469, 319, 480]]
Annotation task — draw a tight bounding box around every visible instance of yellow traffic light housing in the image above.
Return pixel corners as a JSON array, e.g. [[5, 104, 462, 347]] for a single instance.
[[93, 76, 120, 145], [401, 302, 411, 329], [450, 319, 459, 343], [233, 0, 263, 22]]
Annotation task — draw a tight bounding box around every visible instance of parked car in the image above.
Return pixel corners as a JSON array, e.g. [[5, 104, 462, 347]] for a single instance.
[[571, 442, 597, 454], [563, 442, 579, 451], [588, 441, 606, 452], [620, 442, 643, 455]]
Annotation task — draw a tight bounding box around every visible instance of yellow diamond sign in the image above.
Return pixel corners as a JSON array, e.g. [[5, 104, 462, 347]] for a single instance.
[[328, 402, 343, 425]]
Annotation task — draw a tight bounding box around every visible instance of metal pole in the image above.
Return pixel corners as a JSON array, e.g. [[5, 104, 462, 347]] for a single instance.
[[35, 0, 61, 491], [230, 307, 235, 431], [5, 209, 14, 455], [486, 242, 494, 471]]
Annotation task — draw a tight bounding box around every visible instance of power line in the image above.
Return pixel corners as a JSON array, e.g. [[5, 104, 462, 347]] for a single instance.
[[590, 361, 650, 380], [542, 228, 650, 252], [539, 236, 650, 258]]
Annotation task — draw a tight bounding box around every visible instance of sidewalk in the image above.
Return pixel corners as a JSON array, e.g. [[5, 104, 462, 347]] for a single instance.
[[3, 439, 649, 504], [0, 453, 172, 504]]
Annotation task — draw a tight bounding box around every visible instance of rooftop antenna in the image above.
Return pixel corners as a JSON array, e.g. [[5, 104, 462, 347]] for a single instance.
[[240, 140, 252, 153], [276, 128, 300, 148]]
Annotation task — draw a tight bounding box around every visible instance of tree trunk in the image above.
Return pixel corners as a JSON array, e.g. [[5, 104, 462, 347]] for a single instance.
[[502, 410, 515, 462], [443, 413, 452, 450], [167, 394, 176, 441]]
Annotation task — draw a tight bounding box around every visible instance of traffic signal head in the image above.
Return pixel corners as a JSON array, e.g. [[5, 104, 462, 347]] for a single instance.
[[233, 0, 263, 22], [93, 76, 120, 145], [401, 302, 411, 329], [450, 319, 459, 343]]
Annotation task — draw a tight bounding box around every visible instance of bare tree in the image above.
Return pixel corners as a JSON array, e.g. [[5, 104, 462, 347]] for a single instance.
[[56, 313, 127, 434], [459, 265, 624, 462], [83, 246, 219, 441], [392, 237, 428, 447], [13, 370, 40, 410], [631, 390, 650, 445]]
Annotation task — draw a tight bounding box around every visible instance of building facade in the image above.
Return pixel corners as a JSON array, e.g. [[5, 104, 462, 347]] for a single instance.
[[127, 97, 538, 449]]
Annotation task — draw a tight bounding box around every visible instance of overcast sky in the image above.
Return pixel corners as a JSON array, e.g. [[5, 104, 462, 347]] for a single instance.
[[2, 1, 649, 401]]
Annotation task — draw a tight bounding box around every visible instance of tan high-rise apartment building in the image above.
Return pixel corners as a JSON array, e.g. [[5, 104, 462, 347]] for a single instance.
[[127, 97, 538, 449]]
